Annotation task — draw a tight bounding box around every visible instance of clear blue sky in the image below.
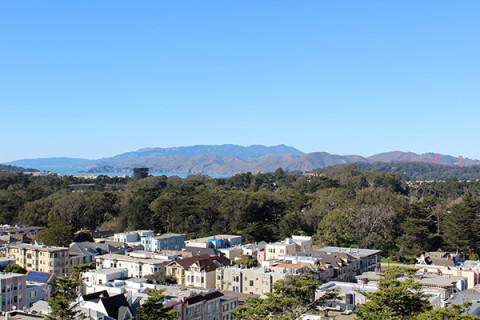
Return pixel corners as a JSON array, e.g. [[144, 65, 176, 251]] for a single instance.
[[1, 1, 479, 162]]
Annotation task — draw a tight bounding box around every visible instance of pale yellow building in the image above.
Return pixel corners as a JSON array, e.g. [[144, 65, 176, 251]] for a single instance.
[[7, 244, 71, 275], [265, 236, 312, 261], [216, 266, 288, 295]]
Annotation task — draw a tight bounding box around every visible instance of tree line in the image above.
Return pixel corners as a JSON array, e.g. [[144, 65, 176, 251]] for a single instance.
[[1, 165, 480, 262]]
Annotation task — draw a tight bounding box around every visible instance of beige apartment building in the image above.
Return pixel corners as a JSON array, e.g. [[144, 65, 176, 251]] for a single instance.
[[166, 254, 232, 289], [0, 273, 26, 312], [216, 266, 288, 295], [264, 236, 312, 261], [7, 244, 72, 275]]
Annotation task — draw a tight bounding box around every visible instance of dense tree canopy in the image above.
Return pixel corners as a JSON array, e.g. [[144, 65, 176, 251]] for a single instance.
[[2, 167, 480, 261]]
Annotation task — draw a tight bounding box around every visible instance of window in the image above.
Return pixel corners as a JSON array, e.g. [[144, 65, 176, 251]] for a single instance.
[[249, 280, 254, 286]]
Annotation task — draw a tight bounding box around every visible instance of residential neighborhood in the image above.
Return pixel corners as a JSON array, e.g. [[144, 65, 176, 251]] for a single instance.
[[0, 225, 479, 319]]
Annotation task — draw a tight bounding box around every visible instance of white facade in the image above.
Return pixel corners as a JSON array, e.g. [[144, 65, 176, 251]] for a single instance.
[[113, 230, 154, 243], [96, 254, 166, 278], [265, 236, 312, 261], [82, 268, 129, 294]]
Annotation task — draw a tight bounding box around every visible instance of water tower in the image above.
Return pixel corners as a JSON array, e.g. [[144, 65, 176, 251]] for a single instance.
[[133, 168, 149, 180]]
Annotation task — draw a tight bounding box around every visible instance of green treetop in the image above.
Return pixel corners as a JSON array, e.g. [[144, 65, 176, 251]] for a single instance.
[[137, 289, 177, 320]]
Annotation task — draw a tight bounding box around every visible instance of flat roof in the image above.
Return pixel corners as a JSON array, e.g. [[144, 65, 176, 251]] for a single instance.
[[316, 246, 381, 257], [150, 233, 186, 240], [8, 243, 68, 252], [0, 272, 26, 279], [84, 268, 128, 275], [96, 253, 168, 264], [187, 235, 241, 242]]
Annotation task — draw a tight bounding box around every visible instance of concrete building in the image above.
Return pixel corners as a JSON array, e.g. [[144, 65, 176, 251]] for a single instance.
[[7, 244, 72, 275], [185, 235, 242, 249], [141, 233, 186, 252], [264, 236, 312, 261], [95, 254, 168, 278], [215, 266, 289, 295], [82, 268, 129, 294], [0, 273, 26, 312], [218, 247, 244, 261], [314, 247, 381, 274], [113, 230, 154, 244]]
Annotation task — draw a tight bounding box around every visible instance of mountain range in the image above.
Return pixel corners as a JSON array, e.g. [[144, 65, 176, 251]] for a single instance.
[[4, 145, 479, 174]]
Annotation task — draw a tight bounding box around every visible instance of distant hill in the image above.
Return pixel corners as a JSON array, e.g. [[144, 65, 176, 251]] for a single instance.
[[5, 157, 90, 168], [4, 146, 480, 176], [77, 144, 304, 167], [353, 161, 480, 181], [284, 152, 368, 172], [79, 151, 369, 174], [368, 151, 480, 166], [0, 164, 39, 173]]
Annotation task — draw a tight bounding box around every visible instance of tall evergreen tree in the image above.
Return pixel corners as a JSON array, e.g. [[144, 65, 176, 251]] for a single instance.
[[355, 266, 431, 320], [442, 194, 479, 254], [137, 289, 177, 320], [47, 263, 93, 320]]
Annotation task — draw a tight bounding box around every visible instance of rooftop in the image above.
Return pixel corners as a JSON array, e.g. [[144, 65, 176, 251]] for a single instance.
[[0, 272, 25, 280], [97, 253, 168, 264], [8, 243, 68, 252], [315, 246, 381, 257], [84, 268, 128, 275], [143, 233, 186, 240]]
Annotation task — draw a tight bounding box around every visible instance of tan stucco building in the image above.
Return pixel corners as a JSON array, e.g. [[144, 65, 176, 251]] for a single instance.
[[7, 244, 72, 275]]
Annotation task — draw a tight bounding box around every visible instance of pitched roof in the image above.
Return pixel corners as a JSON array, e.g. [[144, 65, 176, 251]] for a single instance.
[[184, 291, 224, 306], [69, 242, 99, 256], [117, 306, 132, 320], [184, 294, 205, 305], [101, 294, 130, 320], [83, 290, 110, 302], [203, 291, 224, 300], [430, 258, 455, 267], [171, 254, 212, 269], [169, 254, 231, 272]]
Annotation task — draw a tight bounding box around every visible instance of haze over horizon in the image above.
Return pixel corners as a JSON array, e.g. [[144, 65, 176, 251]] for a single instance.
[[1, 1, 479, 163]]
